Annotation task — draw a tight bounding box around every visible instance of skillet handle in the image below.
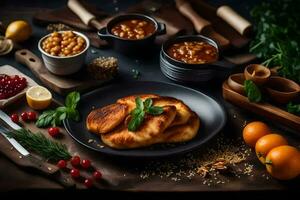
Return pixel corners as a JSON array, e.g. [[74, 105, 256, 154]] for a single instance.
[[156, 22, 166, 36], [98, 27, 111, 41]]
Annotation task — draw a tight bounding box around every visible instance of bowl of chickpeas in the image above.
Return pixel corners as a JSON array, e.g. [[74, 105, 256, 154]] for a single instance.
[[38, 31, 89, 75], [98, 14, 166, 55]]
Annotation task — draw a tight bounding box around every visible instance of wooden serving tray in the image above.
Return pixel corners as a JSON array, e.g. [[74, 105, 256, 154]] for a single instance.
[[15, 49, 110, 96], [222, 81, 300, 131]]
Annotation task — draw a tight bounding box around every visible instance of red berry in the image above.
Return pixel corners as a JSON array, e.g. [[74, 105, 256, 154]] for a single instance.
[[70, 168, 80, 178], [48, 127, 60, 137], [93, 170, 102, 180], [71, 156, 81, 166], [27, 111, 37, 121], [84, 178, 93, 188], [81, 159, 91, 169], [10, 114, 19, 123], [57, 160, 67, 169], [21, 112, 28, 122]]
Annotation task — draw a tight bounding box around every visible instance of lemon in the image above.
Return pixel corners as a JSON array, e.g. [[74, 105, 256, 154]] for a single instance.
[[26, 86, 52, 110], [5, 20, 32, 42]]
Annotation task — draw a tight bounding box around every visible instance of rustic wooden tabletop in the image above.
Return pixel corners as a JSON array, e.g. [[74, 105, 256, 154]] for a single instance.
[[0, 0, 299, 196]]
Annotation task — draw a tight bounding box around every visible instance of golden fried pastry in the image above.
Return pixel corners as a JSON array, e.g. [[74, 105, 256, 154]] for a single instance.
[[152, 97, 192, 127], [86, 103, 129, 134], [101, 106, 177, 149], [86, 93, 200, 149], [162, 112, 200, 143]]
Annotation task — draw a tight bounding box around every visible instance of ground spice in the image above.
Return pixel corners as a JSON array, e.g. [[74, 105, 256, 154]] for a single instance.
[[138, 135, 256, 186]]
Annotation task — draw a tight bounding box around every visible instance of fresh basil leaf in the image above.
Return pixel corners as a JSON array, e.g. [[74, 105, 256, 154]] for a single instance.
[[287, 102, 300, 115], [56, 106, 67, 113], [244, 80, 262, 102], [67, 108, 80, 121], [36, 110, 56, 127], [65, 91, 80, 109], [59, 112, 67, 121], [135, 97, 144, 110], [144, 98, 153, 109], [147, 106, 164, 115], [128, 111, 145, 132], [130, 107, 141, 116]]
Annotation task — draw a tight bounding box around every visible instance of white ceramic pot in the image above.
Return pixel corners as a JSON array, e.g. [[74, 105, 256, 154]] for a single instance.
[[38, 31, 90, 75]]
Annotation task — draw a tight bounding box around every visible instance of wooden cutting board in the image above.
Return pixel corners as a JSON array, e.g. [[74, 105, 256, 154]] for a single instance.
[[14, 49, 110, 96], [222, 81, 300, 131]]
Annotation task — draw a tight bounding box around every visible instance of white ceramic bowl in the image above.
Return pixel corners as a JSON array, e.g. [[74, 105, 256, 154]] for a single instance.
[[38, 31, 90, 75]]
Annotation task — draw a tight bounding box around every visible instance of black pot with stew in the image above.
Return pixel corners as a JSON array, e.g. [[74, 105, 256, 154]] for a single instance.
[[98, 14, 166, 55], [160, 35, 235, 83]]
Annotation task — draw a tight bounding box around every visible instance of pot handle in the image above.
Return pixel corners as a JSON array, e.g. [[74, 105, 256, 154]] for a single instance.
[[156, 22, 166, 35], [98, 27, 111, 40]]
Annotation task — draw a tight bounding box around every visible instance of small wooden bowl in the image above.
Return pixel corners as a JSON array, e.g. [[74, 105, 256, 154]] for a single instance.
[[227, 73, 245, 95], [266, 76, 300, 104], [244, 64, 271, 85]]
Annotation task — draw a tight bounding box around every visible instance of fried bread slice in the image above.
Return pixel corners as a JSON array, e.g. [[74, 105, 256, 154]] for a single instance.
[[161, 112, 200, 143], [86, 103, 129, 134], [152, 97, 192, 127], [100, 105, 177, 149]]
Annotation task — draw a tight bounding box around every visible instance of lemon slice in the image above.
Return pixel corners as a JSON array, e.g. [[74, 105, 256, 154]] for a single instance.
[[26, 86, 52, 110]]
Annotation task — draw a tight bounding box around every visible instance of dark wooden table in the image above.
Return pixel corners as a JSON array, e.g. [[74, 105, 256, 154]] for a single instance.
[[0, 0, 299, 196]]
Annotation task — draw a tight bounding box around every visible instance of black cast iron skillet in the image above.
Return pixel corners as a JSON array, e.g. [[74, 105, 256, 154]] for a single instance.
[[98, 13, 166, 55], [64, 81, 227, 158], [161, 35, 234, 71]]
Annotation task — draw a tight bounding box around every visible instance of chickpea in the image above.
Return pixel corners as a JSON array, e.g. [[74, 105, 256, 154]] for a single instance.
[[119, 32, 125, 38], [42, 31, 85, 57]]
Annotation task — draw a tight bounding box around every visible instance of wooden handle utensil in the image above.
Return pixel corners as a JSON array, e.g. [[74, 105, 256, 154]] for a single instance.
[[175, 0, 230, 50], [67, 0, 103, 30], [217, 5, 252, 36]]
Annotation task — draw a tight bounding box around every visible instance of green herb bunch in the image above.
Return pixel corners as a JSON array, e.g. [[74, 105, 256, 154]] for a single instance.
[[128, 97, 164, 131], [36, 91, 80, 127], [8, 129, 71, 162], [249, 0, 300, 83]]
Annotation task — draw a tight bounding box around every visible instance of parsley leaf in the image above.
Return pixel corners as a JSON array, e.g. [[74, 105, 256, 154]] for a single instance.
[[244, 80, 262, 102], [287, 102, 300, 115]]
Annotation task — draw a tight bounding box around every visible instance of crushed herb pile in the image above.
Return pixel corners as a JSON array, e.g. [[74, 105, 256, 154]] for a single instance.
[[249, 0, 300, 83], [137, 136, 266, 185]]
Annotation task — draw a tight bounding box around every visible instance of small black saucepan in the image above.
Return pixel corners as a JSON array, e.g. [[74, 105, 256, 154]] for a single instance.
[[98, 13, 166, 55], [160, 35, 234, 83]]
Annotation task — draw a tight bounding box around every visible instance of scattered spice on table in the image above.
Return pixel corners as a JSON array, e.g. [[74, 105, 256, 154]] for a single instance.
[[138, 135, 256, 186]]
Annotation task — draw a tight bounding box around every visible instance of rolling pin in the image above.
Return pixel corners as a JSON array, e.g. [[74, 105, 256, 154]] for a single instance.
[[67, 0, 104, 30], [216, 5, 252, 36], [175, 0, 230, 50], [192, 1, 252, 36]]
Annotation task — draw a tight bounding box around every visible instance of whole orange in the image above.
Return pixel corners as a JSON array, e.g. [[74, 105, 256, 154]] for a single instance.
[[255, 134, 288, 164], [265, 145, 300, 180], [243, 121, 270, 148]]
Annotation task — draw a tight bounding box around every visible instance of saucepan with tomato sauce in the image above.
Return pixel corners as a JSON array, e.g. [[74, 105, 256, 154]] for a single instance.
[[98, 14, 166, 55], [160, 35, 234, 82]]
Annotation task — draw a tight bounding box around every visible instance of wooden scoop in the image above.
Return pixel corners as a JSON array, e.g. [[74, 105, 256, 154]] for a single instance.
[[175, 0, 230, 50]]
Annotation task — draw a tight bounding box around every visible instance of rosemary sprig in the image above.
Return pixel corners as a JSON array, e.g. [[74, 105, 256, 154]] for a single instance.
[[7, 129, 71, 162]]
